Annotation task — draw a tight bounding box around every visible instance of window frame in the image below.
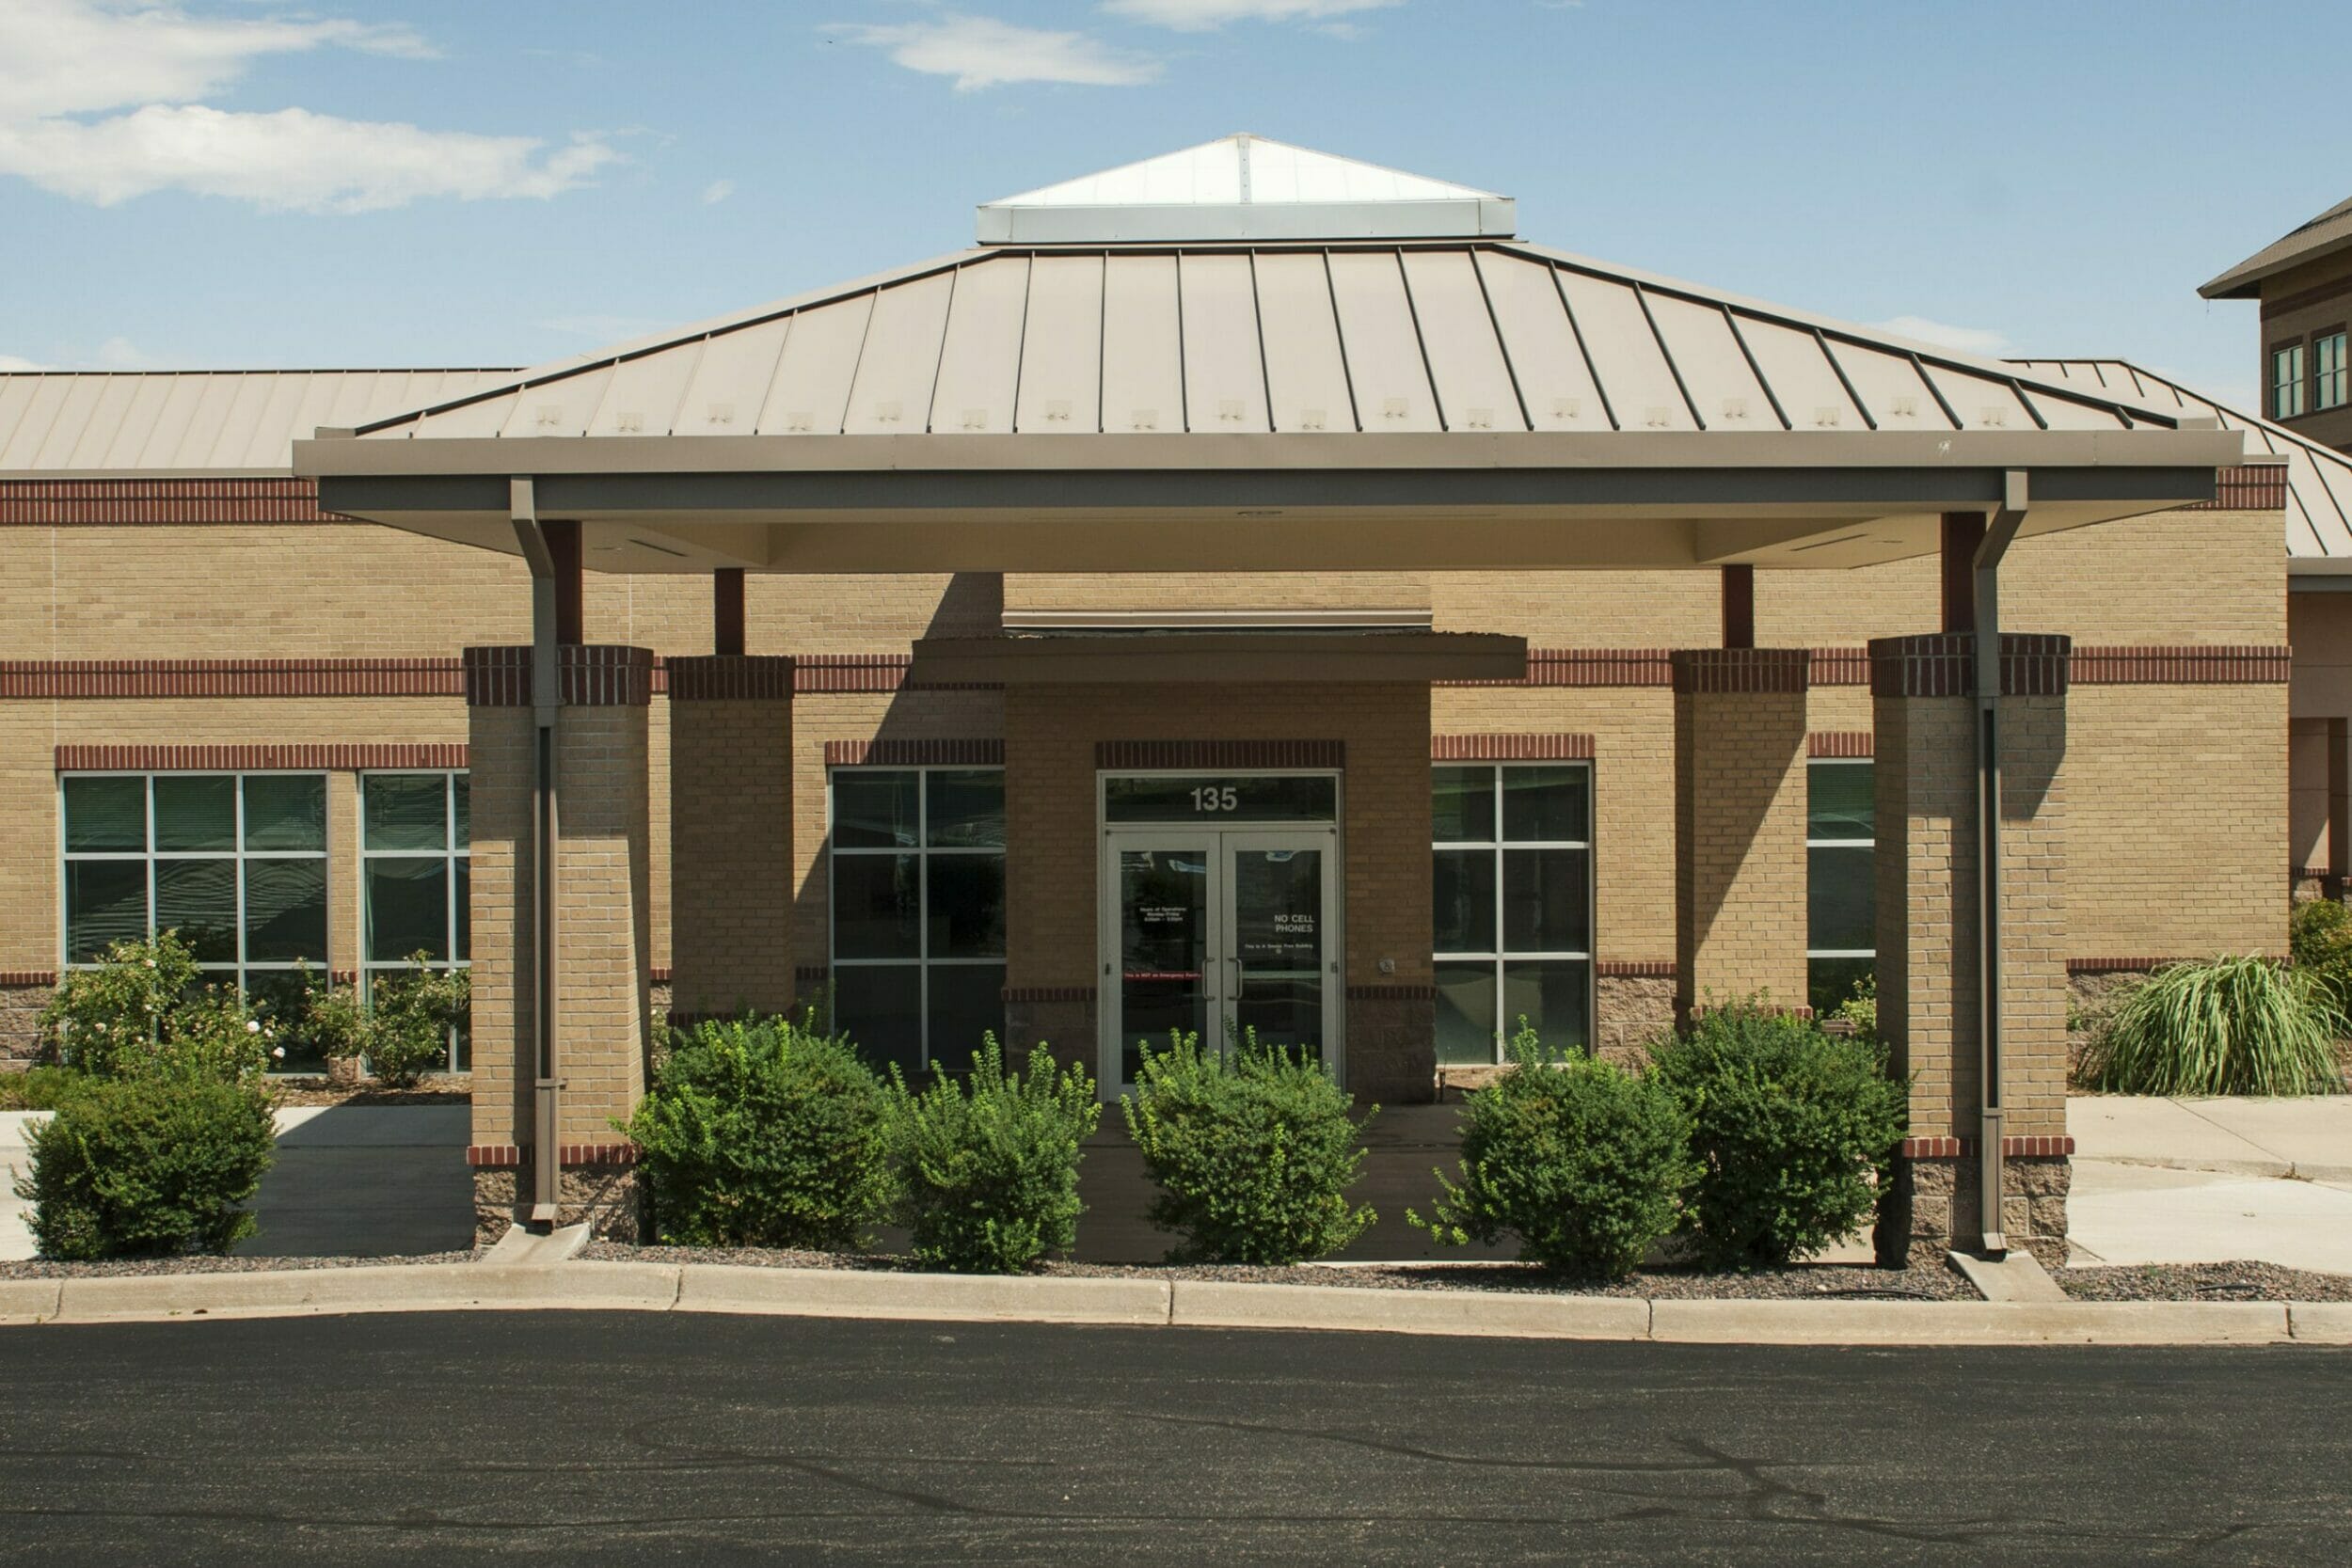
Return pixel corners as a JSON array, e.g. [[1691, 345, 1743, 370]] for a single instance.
[[1430, 761, 1596, 1064], [2273, 340, 2309, 420], [826, 764, 1007, 1071], [358, 768, 472, 1073], [2316, 328, 2349, 413], [57, 769, 330, 1069], [1805, 757, 1876, 1009]]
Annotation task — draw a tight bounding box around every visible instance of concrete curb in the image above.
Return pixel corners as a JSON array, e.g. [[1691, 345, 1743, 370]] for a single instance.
[[0, 1261, 2344, 1345]]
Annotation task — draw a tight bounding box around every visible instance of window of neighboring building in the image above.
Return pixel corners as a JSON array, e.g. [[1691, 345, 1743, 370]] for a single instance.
[[1806, 759, 1875, 1018], [2273, 342, 2308, 420], [360, 771, 471, 1072], [1432, 764, 1593, 1062], [60, 772, 328, 1067], [828, 768, 1005, 1076], [2317, 332, 2349, 412]]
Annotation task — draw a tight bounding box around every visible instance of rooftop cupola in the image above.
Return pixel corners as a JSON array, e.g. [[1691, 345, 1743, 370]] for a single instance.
[[975, 133, 1516, 245]]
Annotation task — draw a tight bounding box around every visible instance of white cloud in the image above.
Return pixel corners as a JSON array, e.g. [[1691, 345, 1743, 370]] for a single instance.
[[702, 178, 734, 206], [94, 336, 151, 370], [1101, 0, 1402, 30], [0, 354, 50, 372], [0, 1, 613, 213], [0, 106, 617, 214], [832, 15, 1160, 91], [1870, 314, 2011, 357]]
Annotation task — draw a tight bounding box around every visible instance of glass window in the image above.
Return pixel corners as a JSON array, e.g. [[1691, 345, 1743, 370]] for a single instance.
[[830, 768, 1007, 1072], [2274, 343, 2307, 420], [1431, 762, 1592, 1063], [60, 772, 332, 1070], [2318, 332, 2349, 412], [1807, 759, 1875, 1017], [360, 772, 471, 1072]]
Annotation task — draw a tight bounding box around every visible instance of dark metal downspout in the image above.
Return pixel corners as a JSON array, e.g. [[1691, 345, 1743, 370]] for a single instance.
[[1971, 470, 2029, 1258], [510, 478, 563, 1230]]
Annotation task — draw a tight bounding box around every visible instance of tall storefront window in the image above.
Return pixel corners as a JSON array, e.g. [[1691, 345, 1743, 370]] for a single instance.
[[360, 771, 471, 1071], [1806, 759, 1875, 1017], [2318, 331, 2349, 412], [828, 768, 1006, 1075], [2273, 342, 2307, 420], [60, 771, 328, 1066], [1432, 763, 1592, 1062]]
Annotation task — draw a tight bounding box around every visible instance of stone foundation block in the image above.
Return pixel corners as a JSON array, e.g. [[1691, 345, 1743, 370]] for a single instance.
[[1879, 1154, 2071, 1269]]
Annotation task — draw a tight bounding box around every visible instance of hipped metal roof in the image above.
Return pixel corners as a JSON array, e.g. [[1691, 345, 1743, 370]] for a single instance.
[[345, 240, 2186, 447], [0, 369, 516, 476], [2200, 194, 2352, 300]]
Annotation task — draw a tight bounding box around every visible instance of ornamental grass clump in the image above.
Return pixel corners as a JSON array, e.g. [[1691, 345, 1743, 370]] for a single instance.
[[1646, 1001, 1909, 1269], [2078, 955, 2345, 1098], [884, 1037, 1100, 1274], [1408, 1026, 1696, 1278], [1121, 1029, 1375, 1264], [625, 1014, 894, 1251]]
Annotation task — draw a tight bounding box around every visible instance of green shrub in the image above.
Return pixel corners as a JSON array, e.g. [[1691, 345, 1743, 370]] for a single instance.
[[304, 958, 469, 1088], [14, 1071, 277, 1259], [1409, 1026, 1696, 1277], [2078, 955, 2345, 1097], [625, 1015, 895, 1250], [885, 1037, 1100, 1273], [1830, 973, 1878, 1046], [1647, 1001, 1910, 1268], [38, 931, 278, 1083], [2291, 898, 2352, 1012], [0, 1067, 94, 1112], [1120, 1030, 1375, 1264]]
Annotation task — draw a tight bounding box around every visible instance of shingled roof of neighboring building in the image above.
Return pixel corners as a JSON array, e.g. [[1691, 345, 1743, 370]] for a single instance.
[[2200, 195, 2352, 300]]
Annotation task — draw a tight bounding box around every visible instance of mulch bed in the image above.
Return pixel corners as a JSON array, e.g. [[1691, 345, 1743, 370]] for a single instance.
[[0, 1252, 470, 1280], [266, 1079, 470, 1108], [2058, 1261, 2352, 1303], [580, 1242, 1981, 1301]]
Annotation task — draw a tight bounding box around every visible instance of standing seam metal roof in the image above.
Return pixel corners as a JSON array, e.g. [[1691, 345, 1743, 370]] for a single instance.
[[346, 240, 2186, 447], [2010, 358, 2352, 561]]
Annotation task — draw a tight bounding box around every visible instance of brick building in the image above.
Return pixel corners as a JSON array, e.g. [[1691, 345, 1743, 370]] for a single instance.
[[0, 137, 2328, 1262]]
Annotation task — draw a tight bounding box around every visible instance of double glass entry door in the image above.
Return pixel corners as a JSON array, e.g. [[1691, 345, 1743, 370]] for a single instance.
[[1106, 831, 1337, 1089]]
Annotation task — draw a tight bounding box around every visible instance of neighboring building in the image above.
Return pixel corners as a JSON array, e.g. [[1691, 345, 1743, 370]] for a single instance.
[[0, 137, 2301, 1264], [2202, 196, 2352, 454]]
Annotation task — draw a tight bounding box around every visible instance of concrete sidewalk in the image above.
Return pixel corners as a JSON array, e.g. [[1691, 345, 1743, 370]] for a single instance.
[[2067, 1095, 2352, 1273]]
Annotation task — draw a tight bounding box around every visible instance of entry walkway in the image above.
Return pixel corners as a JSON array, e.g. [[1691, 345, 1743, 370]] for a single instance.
[[2067, 1096, 2352, 1274]]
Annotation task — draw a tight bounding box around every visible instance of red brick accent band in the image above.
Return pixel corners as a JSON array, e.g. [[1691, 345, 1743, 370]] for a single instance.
[[1345, 983, 1438, 1001], [0, 970, 56, 987], [2185, 466, 2289, 513], [466, 1143, 640, 1168], [462, 645, 656, 707], [1095, 739, 1344, 769], [1807, 731, 1874, 758], [826, 738, 1007, 767], [1868, 633, 2072, 698], [664, 654, 795, 702], [1003, 986, 1095, 1004], [1430, 733, 1595, 761], [0, 477, 339, 526], [794, 654, 1000, 693], [0, 657, 463, 698], [1595, 959, 1677, 978], [794, 964, 830, 985], [649, 966, 673, 984], [2064, 956, 2235, 974], [56, 742, 465, 771], [1439, 649, 1674, 689], [1807, 648, 1869, 687], [1899, 1135, 2075, 1158], [2070, 645, 2290, 684], [1669, 648, 1810, 694], [2296, 865, 2333, 882]]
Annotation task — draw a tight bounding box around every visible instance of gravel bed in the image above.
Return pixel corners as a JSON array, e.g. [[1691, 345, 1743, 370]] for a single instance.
[[0, 1252, 471, 1280], [582, 1243, 1979, 1301], [2058, 1260, 2352, 1302]]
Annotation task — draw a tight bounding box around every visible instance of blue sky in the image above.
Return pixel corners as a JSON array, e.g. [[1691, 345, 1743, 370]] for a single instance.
[[4, 1, 2344, 411]]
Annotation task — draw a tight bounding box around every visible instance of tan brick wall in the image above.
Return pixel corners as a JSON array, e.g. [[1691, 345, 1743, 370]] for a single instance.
[[1673, 673, 1809, 1017], [1875, 686, 2069, 1144], [1433, 569, 1714, 644], [1008, 572, 1427, 618], [670, 695, 792, 1016]]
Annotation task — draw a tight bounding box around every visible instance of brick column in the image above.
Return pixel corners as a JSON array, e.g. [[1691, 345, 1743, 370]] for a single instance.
[[666, 656, 795, 1021], [1672, 648, 1810, 1023], [1870, 633, 2072, 1265], [463, 644, 656, 1244]]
